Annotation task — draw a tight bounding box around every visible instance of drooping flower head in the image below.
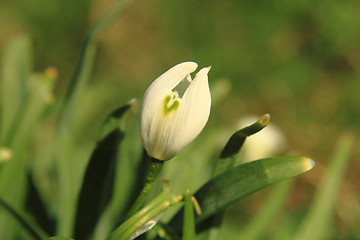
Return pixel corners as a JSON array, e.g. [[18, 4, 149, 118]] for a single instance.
[[140, 62, 211, 160]]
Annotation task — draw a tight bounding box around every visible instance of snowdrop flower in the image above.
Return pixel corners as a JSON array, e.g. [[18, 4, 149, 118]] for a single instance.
[[140, 62, 211, 160]]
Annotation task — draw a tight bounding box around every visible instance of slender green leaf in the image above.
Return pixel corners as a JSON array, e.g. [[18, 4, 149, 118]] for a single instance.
[[195, 156, 314, 224], [60, 0, 134, 127], [25, 174, 55, 236], [182, 191, 196, 240], [238, 180, 294, 240], [293, 134, 354, 240], [92, 102, 145, 239], [197, 114, 271, 240], [1, 69, 55, 239], [169, 156, 314, 233], [270, 212, 304, 240], [0, 35, 35, 240], [73, 104, 131, 239], [0, 198, 49, 240], [0, 35, 31, 144], [54, 0, 134, 236], [10, 71, 56, 148], [0, 151, 28, 239], [22, 70, 57, 236], [48, 237, 73, 240]]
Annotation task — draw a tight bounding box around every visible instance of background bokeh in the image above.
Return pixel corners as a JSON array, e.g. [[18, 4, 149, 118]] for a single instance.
[[0, 0, 359, 239]]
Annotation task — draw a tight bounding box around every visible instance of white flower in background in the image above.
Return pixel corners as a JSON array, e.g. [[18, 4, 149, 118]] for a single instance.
[[0, 147, 12, 163], [237, 115, 287, 162], [140, 62, 211, 160]]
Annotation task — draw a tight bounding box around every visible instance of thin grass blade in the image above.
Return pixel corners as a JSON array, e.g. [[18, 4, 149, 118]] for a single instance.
[[73, 103, 131, 239], [293, 134, 354, 240], [0, 198, 48, 240]]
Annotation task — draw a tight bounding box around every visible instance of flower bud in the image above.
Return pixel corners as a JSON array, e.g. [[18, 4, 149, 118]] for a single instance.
[[140, 62, 211, 160]]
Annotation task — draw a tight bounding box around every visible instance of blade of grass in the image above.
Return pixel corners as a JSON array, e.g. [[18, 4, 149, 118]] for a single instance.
[[54, 0, 134, 236], [25, 174, 55, 236], [48, 237, 73, 240], [59, 0, 134, 126], [0, 35, 37, 240], [198, 114, 270, 240], [182, 190, 196, 240], [237, 180, 294, 240], [293, 134, 354, 240], [0, 35, 31, 144], [0, 152, 28, 239], [73, 104, 131, 239], [92, 102, 145, 239], [2, 70, 55, 239], [0, 198, 49, 240]]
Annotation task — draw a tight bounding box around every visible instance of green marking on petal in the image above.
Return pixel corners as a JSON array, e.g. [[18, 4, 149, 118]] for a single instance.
[[163, 95, 180, 114]]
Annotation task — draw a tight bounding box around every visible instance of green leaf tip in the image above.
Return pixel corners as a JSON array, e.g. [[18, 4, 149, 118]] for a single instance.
[[198, 156, 313, 219], [220, 113, 271, 158], [302, 157, 315, 171], [112, 98, 137, 118], [259, 113, 270, 127]]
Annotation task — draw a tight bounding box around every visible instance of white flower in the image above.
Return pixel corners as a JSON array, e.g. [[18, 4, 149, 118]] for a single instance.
[[140, 62, 211, 160], [0, 147, 12, 162]]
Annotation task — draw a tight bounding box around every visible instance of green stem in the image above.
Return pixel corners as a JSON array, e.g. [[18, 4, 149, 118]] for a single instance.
[[121, 195, 183, 240], [182, 190, 196, 240], [126, 156, 164, 218], [107, 190, 183, 240], [123, 196, 183, 240], [117, 188, 171, 235], [0, 198, 49, 240]]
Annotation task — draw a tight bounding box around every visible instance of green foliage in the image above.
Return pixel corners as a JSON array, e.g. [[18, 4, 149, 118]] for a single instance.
[[196, 156, 313, 224], [182, 191, 196, 240], [0, 198, 48, 240], [74, 104, 131, 239], [293, 135, 354, 240], [0, 0, 357, 239], [236, 180, 294, 240], [0, 35, 31, 144]]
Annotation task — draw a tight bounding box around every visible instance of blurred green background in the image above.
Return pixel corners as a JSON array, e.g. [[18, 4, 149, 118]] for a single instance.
[[0, 0, 359, 239]]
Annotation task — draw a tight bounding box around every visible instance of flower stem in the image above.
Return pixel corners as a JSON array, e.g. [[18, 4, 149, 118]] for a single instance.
[[120, 194, 183, 240], [126, 155, 164, 219], [106, 190, 184, 240]]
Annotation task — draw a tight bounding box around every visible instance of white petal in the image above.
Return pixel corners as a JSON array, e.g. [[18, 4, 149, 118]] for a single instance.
[[143, 91, 182, 160], [140, 62, 198, 148], [167, 66, 212, 155], [145, 61, 197, 96]]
